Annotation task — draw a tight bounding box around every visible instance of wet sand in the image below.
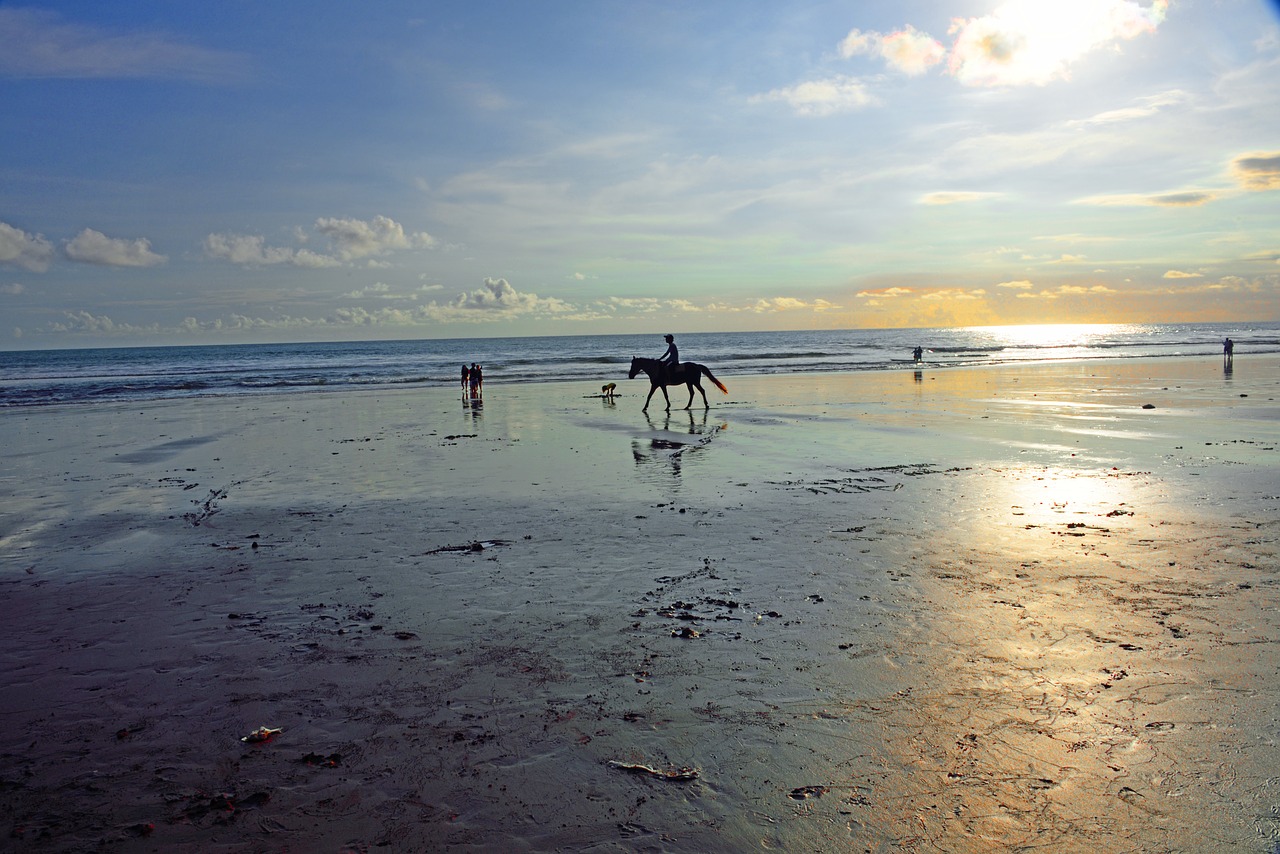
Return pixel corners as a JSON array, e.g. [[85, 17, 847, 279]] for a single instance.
[[1, 356, 1278, 852]]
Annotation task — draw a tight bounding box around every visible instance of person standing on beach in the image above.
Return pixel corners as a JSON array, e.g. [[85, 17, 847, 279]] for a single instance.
[[461, 364, 470, 392], [471, 363, 483, 395], [1224, 338, 1234, 366], [659, 334, 680, 381], [912, 346, 924, 363]]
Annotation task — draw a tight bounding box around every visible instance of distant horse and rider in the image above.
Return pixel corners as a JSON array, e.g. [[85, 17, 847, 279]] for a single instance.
[[628, 334, 728, 412]]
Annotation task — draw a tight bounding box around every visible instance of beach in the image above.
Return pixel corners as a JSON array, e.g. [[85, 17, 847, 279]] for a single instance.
[[2, 356, 1278, 852]]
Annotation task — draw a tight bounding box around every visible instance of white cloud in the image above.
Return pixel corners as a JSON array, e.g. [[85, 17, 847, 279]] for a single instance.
[[751, 75, 878, 116], [314, 215, 437, 260], [997, 279, 1034, 289], [205, 233, 309, 266], [447, 277, 569, 316], [0, 7, 248, 82], [1163, 270, 1203, 279], [839, 25, 945, 75], [1, 283, 25, 295], [0, 222, 55, 272], [204, 215, 434, 268], [64, 228, 167, 267]]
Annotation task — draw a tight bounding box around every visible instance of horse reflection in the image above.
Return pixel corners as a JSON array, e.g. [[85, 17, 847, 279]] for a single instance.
[[631, 410, 724, 478]]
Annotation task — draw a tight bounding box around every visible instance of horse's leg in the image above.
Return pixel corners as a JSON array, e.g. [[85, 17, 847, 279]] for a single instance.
[[660, 384, 672, 411], [683, 382, 696, 410], [643, 383, 659, 411], [695, 381, 709, 409]]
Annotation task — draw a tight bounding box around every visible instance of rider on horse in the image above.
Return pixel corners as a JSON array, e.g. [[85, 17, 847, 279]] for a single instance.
[[659, 334, 680, 381]]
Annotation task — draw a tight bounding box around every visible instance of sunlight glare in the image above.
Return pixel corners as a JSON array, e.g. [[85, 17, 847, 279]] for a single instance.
[[949, 0, 1168, 86]]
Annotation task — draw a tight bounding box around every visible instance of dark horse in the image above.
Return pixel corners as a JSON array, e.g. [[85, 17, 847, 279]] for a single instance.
[[628, 357, 728, 411]]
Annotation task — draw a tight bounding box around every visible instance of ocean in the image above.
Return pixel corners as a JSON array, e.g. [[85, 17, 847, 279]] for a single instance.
[[1, 322, 1275, 408]]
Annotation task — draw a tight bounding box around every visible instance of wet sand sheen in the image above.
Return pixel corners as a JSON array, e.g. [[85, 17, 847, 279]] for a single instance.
[[1, 356, 1277, 851]]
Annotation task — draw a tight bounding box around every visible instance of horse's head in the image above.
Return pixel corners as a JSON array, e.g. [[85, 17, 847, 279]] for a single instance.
[[628, 357, 641, 379]]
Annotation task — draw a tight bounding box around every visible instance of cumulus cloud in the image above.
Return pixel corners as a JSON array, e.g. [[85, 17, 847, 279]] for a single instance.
[[46, 310, 157, 335], [839, 25, 945, 75], [0, 7, 248, 82], [314, 215, 436, 260], [1230, 151, 1280, 190], [205, 215, 433, 268], [0, 222, 55, 272], [447, 277, 571, 317], [63, 228, 166, 267], [1163, 270, 1203, 279], [751, 75, 877, 116], [205, 233, 314, 266], [997, 279, 1034, 289]]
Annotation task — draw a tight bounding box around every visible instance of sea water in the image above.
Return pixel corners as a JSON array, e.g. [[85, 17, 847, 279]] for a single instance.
[[1, 322, 1275, 408]]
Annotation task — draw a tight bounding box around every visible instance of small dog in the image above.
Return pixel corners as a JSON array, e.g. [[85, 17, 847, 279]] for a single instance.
[[601, 382, 617, 399]]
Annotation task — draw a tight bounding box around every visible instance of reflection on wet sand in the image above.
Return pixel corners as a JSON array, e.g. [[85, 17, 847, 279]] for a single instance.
[[631, 409, 727, 478], [835, 464, 1277, 850]]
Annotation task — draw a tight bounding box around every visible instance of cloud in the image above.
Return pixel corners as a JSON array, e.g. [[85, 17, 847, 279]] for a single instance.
[[204, 233, 325, 267], [921, 288, 985, 301], [46, 310, 157, 335], [446, 277, 571, 317], [1075, 190, 1216, 207], [63, 228, 166, 267], [314, 215, 437, 260], [1066, 90, 1190, 127], [839, 25, 945, 75], [751, 75, 878, 116], [0, 8, 248, 82], [856, 287, 913, 298], [1016, 284, 1116, 299], [2, 283, 25, 295], [1162, 270, 1203, 279], [919, 191, 1002, 205], [748, 297, 837, 313], [1230, 151, 1280, 190], [0, 222, 55, 272], [205, 215, 433, 268], [997, 279, 1034, 289], [946, 0, 1168, 87]]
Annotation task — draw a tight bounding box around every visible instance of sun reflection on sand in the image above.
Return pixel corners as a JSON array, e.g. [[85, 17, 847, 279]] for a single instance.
[[999, 465, 1144, 530]]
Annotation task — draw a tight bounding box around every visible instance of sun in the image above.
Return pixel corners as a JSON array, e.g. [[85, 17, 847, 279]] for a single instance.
[[948, 0, 1169, 86]]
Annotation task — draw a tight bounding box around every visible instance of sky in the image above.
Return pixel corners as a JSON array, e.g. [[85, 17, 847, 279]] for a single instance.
[[2, 0, 1279, 349]]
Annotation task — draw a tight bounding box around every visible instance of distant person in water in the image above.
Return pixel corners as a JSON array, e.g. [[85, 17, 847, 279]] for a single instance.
[[659, 334, 680, 380], [912, 346, 924, 363]]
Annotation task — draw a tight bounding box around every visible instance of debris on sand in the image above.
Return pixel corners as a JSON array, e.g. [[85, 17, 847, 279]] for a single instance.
[[607, 760, 699, 781], [788, 785, 828, 800], [422, 539, 510, 555], [241, 726, 282, 743]]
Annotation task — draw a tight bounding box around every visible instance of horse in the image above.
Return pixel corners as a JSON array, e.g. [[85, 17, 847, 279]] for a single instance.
[[628, 357, 728, 411]]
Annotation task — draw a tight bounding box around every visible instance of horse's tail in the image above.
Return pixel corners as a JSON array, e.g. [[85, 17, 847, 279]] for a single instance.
[[702, 365, 728, 394]]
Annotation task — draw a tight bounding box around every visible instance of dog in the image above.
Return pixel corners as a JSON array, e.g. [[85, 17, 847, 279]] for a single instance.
[[601, 382, 617, 399]]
